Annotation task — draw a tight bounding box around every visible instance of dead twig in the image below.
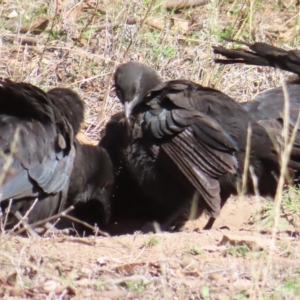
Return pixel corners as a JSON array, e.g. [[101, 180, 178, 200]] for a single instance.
[[166, 0, 209, 10], [12, 206, 74, 236], [56, 237, 96, 246], [9, 198, 38, 233], [2, 34, 40, 46], [83, 1, 107, 14], [60, 213, 110, 237], [91, 17, 138, 32], [74, 0, 98, 44], [20, 16, 49, 35]]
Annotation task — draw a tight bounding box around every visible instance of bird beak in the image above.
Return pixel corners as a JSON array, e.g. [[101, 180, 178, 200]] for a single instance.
[[124, 101, 132, 120], [124, 95, 139, 120]]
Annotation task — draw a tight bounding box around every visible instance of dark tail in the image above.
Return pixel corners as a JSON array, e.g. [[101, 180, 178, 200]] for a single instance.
[[213, 38, 300, 76]]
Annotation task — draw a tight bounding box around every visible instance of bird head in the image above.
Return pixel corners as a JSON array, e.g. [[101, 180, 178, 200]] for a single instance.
[[114, 62, 161, 119]]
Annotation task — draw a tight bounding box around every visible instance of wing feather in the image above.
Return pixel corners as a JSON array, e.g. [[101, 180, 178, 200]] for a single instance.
[[140, 81, 239, 216], [0, 80, 75, 213]]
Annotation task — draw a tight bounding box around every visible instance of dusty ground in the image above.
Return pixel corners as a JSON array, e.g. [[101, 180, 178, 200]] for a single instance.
[[1, 0, 300, 299], [1, 197, 300, 299]]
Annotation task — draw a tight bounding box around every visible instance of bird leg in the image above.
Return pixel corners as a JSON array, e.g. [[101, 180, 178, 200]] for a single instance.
[[203, 217, 216, 230]]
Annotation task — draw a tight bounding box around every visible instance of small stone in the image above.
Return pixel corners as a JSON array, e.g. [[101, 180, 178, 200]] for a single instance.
[[42, 280, 57, 292], [208, 273, 228, 285], [8, 10, 18, 19]]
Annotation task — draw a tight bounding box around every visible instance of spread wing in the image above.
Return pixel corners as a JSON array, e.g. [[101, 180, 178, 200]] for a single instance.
[[141, 81, 239, 217]]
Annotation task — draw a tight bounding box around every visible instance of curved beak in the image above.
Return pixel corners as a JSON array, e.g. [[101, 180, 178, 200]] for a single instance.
[[124, 95, 139, 120], [124, 101, 133, 120]]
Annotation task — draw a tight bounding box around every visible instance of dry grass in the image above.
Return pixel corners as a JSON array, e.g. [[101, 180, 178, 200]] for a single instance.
[[1, 0, 300, 299]]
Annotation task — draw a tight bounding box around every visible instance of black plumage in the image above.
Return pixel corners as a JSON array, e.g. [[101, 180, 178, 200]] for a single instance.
[[113, 62, 282, 230], [213, 39, 300, 183], [0, 81, 77, 229], [58, 140, 114, 235], [243, 87, 300, 178], [213, 38, 300, 76], [48, 89, 114, 232], [47, 88, 85, 135], [0, 81, 113, 234], [99, 112, 156, 235]]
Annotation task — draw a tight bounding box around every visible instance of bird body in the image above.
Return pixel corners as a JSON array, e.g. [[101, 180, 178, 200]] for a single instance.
[[213, 39, 300, 182], [0, 80, 76, 226], [66, 141, 114, 224], [0, 80, 114, 235], [114, 62, 281, 230], [48, 88, 114, 230], [99, 112, 154, 233]]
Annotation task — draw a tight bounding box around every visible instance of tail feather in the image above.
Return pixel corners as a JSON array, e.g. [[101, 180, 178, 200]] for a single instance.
[[213, 39, 300, 76]]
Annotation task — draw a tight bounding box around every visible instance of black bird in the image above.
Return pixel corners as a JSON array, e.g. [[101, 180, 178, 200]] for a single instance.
[[45, 88, 114, 234], [0, 81, 77, 231], [99, 112, 157, 235], [242, 87, 300, 183], [113, 61, 283, 230], [213, 39, 300, 183], [58, 140, 114, 235], [0, 82, 113, 237], [49, 88, 114, 232]]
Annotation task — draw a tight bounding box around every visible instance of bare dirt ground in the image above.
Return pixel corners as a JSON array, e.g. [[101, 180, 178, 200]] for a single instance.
[[1, 0, 300, 299], [1, 197, 300, 299]]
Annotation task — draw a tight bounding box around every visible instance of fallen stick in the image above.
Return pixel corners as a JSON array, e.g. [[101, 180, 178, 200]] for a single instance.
[[166, 0, 209, 10]]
